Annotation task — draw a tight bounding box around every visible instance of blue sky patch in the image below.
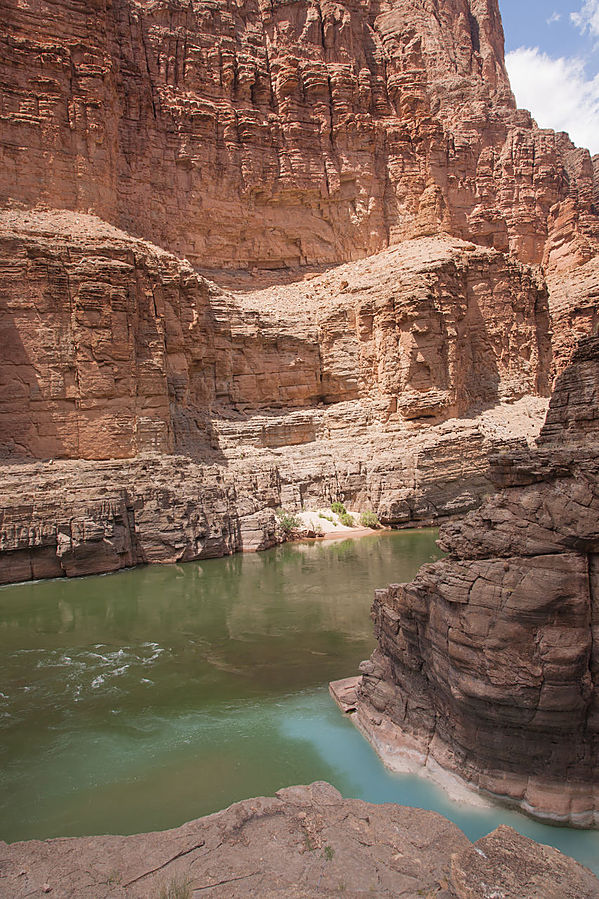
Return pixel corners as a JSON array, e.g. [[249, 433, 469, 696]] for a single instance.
[[499, 0, 599, 153]]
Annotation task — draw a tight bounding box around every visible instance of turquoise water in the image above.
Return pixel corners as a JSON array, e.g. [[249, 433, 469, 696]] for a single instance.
[[0, 531, 597, 874]]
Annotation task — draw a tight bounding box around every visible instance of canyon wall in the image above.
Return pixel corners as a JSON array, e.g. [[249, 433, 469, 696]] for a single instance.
[[0, 208, 551, 460], [356, 336, 599, 826], [0, 204, 553, 585], [0, 396, 547, 584], [0, 0, 597, 587], [0, 214, 550, 583], [0, 0, 597, 273]]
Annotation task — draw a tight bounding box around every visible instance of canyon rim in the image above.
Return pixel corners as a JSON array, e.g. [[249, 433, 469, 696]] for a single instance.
[[1, 0, 599, 892]]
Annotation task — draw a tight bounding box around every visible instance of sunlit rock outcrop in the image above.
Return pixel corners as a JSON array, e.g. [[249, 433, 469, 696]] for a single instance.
[[1, 782, 598, 897]]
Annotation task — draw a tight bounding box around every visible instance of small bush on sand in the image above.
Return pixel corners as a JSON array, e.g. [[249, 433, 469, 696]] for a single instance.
[[275, 507, 301, 534], [359, 511, 381, 529], [339, 511, 355, 527], [318, 512, 334, 523]]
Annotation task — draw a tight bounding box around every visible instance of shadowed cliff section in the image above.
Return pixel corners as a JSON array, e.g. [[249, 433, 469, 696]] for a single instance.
[[356, 335, 599, 827]]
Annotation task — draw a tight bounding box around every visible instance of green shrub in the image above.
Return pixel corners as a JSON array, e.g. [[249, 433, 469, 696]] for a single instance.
[[359, 511, 381, 529], [339, 511, 355, 527], [275, 507, 301, 534], [331, 501, 347, 515]]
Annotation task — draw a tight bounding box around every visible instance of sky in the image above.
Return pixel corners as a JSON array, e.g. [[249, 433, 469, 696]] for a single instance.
[[498, 0, 599, 154]]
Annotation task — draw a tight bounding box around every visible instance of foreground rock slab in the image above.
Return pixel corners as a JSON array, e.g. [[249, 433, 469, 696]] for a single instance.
[[1, 783, 597, 898]]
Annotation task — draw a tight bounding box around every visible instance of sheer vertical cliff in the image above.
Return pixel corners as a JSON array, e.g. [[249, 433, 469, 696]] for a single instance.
[[1, 0, 597, 272]]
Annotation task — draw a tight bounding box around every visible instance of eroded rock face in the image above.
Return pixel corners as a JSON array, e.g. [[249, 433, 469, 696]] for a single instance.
[[0, 209, 552, 460], [0, 0, 597, 275], [0, 395, 548, 584], [1, 782, 597, 898], [357, 336, 599, 826], [0, 0, 597, 587], [0, 207, 556, 584]]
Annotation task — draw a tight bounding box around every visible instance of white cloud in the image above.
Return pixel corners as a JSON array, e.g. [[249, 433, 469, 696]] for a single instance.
[[506, 47, 599, 155], [571, 0, 599, 37], [547, 12, 561, 25]]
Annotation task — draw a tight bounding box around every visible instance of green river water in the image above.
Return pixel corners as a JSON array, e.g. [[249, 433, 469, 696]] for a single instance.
[[1, 530, 598, 874]]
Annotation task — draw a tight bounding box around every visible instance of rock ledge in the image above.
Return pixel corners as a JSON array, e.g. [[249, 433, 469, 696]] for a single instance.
[[1, 783, 597, 898]]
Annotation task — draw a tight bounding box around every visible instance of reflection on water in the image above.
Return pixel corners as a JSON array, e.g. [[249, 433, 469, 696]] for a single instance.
[[0, 531, 597, 874]]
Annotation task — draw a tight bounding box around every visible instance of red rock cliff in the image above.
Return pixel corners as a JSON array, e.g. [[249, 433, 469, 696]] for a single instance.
[[0, 209, 551, 459], [0, 0, 597, 585], [357, 336, 599, 826], [1, 0, 597, 272]]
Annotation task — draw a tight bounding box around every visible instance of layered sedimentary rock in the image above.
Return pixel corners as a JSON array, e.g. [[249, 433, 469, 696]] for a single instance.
[[1, 782, 598, 898], [0, 396, 546, 584], [546, 254, 599, 375], [1, 0, 598, 363], [1, 0, 597, 273], [0, 208, 551, 459], [356, 336, 599, 826], [0, 0, 598, 587], [0, 207, 553, 583]]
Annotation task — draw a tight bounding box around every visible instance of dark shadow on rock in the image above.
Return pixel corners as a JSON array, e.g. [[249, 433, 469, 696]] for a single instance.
[[0, 284, 69, 460]]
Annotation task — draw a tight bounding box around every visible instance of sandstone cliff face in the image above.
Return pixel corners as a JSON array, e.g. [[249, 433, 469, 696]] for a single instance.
[[0, 393, 548, 584], [0, 0, 598, 589], [0, 208, 551, 460], [0, 204, 555, 585], [0, 0, 597, 274], [357, 336, 599, 826]]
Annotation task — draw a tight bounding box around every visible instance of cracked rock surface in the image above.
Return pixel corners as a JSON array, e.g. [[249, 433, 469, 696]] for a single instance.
[[1, 782, 597, 898]]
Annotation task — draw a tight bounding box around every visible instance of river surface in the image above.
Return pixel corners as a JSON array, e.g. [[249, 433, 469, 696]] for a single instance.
[[1, 530, 598, 874]]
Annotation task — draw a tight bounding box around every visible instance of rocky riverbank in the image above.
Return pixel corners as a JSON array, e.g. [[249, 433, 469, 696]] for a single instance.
[[354, 336, 599, 827]]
